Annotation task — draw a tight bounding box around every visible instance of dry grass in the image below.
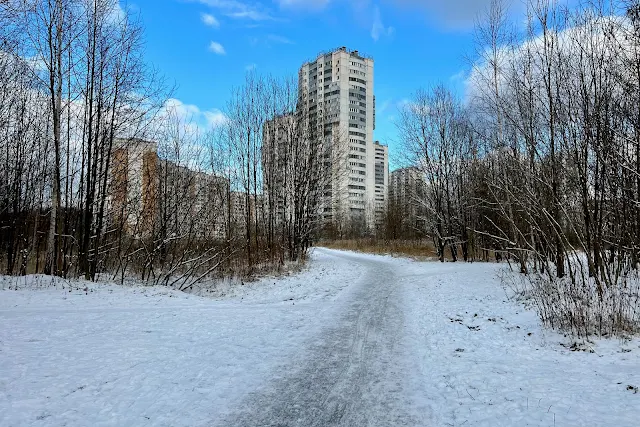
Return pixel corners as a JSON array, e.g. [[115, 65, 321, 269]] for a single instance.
[[319, 239, 440, 260], [531, 273, 640, 338], [501, 258, 640, 338]]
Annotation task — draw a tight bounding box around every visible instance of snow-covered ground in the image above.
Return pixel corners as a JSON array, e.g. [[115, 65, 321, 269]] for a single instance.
[[1, 248, 638, 426], [397, 258, 640, 426]]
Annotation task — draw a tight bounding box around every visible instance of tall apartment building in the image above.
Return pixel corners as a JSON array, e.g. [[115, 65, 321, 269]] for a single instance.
[[389, 167, 426, 208], [298, 47, 382, 228], [389, 166, 427, 233], [262, 113, 296, 226], [373, 141, 389, 226]]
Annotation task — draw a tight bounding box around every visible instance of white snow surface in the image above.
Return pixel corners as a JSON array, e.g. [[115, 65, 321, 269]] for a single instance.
[[1, 248, 638, 426]]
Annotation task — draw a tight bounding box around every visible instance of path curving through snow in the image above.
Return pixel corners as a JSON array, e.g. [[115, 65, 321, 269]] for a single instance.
[[217, 250, 427, 426]]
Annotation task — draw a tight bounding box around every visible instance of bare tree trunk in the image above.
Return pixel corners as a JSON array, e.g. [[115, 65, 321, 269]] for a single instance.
[[44, 0, 65, 276]]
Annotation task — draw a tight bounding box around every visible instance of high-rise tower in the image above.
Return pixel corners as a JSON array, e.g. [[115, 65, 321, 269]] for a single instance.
[[298, 47, 381, 229]]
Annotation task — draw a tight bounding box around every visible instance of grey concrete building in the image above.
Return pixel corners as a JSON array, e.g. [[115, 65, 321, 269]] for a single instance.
[[389, 167, 426, 210], [373, 141, 389, 226], [389, 166, 427, 234], [298, 47, 385, 229], [262, 113, 296, 226]]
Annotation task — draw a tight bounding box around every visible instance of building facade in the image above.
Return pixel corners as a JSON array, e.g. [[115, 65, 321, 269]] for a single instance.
[[389, 167, 426, 210], [388, 166, 427, 235], [110, 139, 160, 234], [298, 47, 384, 229], [109, 138, 229, 240], [262, 113, 296, 226], [373, 141, 389, 226]]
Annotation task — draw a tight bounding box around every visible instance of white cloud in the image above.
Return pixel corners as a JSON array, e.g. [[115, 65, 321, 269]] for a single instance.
[[276, 0, 331, 10], [248, 34, 294, 48], [449, 69, 467, 83], [225, 10, 272, 19], [208, 41, 226, 55], [194, 0, 276, 21], [377, 98, 392, 115], [162, 98, 229, 133], [107, 0, 126, 23], [203, 109, 229, 128], [464, 13, 629, 107], [392, 0, 507, 30], [370, 6, 394, 41], [152, 99, 229, 168], [266, 34, 294, 44], [201, 13, 220, 28]]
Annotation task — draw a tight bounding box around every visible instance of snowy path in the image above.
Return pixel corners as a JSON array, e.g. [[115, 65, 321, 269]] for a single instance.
[[1, 248, 639, 426], [218, 251, 425, 426]]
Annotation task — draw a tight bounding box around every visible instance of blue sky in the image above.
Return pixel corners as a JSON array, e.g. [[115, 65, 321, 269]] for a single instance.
[[124, 0, 517, 167]]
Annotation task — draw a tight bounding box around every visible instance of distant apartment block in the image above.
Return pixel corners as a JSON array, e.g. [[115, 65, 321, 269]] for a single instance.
[[389, 166, 427, 231], [229, 191, 264, 231], [110, 139, 159, 234], [389, 166, 426, 208], [109, 138, 229, 239]]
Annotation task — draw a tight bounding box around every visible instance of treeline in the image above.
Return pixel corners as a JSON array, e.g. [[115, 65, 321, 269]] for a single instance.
[[0, 0, 327, 286], [1, 0, 159, 279], [392, 0, 640, 336]]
